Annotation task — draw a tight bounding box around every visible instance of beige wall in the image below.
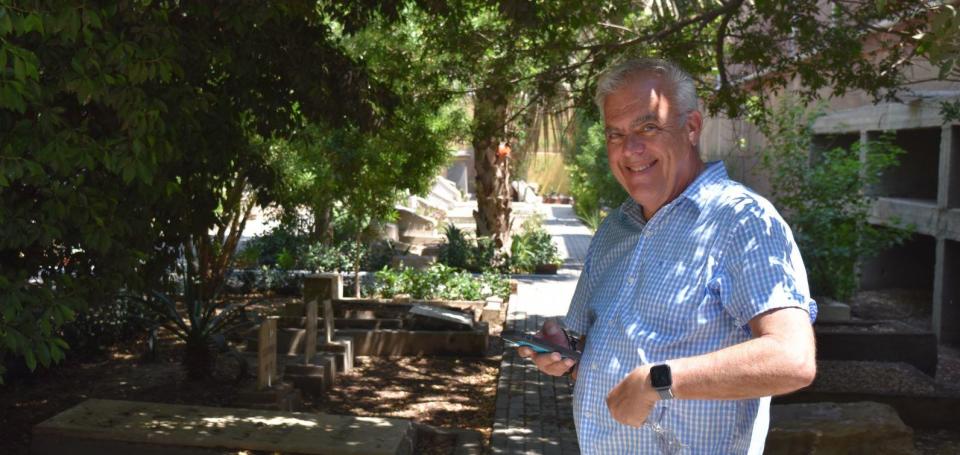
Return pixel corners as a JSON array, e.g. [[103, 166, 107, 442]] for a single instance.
[[701, 49, 960, 200]]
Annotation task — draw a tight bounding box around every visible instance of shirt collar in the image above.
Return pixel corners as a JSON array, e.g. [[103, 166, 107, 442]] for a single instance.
[[619, 161, 728, 224], [677, 160, 728, 212]]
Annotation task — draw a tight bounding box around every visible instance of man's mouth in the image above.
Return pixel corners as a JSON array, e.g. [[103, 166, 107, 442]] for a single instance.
[[626, 160, 657, 173]]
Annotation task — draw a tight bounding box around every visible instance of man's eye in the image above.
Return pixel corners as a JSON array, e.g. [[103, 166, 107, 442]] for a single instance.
[[640, 124, 660, 134], [606, 133, 624, 142]]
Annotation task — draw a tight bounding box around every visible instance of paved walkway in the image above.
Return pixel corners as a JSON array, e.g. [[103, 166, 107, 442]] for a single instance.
[[492, 204, 593, 454]]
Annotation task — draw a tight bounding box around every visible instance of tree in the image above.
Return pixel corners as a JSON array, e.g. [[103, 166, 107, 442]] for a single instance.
[[0, 0, 426, 381], [415, 1, 940, 249]]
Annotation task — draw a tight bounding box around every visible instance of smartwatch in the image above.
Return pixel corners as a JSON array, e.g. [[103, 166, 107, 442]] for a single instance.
[[650, 364, 674, 400]]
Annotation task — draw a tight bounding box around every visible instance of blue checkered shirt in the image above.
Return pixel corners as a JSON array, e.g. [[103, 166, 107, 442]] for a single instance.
[[565, 161, 817, 454]]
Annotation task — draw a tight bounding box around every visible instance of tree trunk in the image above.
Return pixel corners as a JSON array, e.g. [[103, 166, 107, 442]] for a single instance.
[[472, 86, 512, 248], [353, 230, 362, 298], [313, 204, 334, 245]]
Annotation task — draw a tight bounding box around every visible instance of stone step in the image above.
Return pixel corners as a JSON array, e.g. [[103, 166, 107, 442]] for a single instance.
[[244, 330, 355, 375], [767, 401, 916, 454], [32, 399, 415, 455], [399, 232, 444, 246]]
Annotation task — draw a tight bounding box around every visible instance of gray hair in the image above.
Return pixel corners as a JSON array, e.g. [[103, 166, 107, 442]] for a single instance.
[[594, 57, 698, 117]]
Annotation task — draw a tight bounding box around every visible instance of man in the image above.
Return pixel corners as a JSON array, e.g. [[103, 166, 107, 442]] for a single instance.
[[517, 58, 817, 454]]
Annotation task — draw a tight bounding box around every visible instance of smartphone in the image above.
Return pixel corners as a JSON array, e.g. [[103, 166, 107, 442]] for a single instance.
[[501, 329, 581, 361]]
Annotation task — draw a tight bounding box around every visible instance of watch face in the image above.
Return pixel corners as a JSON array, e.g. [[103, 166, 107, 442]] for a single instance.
[[650, 364, 672, 388]]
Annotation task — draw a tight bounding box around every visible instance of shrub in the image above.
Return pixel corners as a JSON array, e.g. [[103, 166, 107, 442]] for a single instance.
[[759, 99, 912, 301], [509, 216, 562, 273], [61, 297, 160, 357], [437, 224, 509, 273], [239, 226, 404, 274], [372, 264, 510, 301], [566, 112, 628, 222]]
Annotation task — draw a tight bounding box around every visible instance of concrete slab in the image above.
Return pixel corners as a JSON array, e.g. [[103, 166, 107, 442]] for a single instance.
[[32, 399, 414, 455], [409, 304, 475, 329]]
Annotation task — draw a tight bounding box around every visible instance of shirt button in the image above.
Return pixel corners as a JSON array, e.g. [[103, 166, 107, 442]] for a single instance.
[[585, 412, 593, 418], [627, 277, 635, 284], [592, 363, 598, 370]]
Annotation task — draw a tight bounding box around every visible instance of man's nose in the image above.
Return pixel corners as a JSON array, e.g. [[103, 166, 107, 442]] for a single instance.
[[624, 133, 645, 155]]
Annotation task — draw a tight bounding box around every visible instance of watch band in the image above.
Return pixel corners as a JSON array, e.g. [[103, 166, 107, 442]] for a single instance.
[[655, 387, 674, 400]]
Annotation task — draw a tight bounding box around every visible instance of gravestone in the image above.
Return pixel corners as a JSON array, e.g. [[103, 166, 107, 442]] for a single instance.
[[282, 299, 333, 397], [304, 299, 317, 362], [319, 299, 354, 373], [258, 316, 278, 390], [323, 299, 335, 344], [237, 317, 301, 411], [31, 399, 415, 455], [303, 273, 342, 305], [409, 304, 474, 330]]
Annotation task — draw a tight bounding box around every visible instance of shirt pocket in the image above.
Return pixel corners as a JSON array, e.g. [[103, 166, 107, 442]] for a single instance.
[[630, 253, 708, 346]]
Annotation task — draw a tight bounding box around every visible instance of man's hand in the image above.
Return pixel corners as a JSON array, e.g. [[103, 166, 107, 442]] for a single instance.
[[606, 365, 659, 427], [515, 319, 577, 377]]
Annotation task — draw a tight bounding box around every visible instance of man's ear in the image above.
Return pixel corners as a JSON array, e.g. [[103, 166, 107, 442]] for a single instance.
[[686, 110, 703, 146]]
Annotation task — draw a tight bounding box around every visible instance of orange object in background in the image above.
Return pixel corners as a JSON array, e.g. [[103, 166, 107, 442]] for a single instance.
[[497, 142, 511, 158]]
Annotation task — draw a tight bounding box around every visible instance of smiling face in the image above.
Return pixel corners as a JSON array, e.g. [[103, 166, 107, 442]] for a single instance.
[[603, 73, 704, 220]]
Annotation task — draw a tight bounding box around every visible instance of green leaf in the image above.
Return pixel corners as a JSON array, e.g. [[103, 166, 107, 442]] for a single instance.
[[36, 341, 51, 367], [23, 14, 43, 35], [13, 55, 25, 80], [24, 349, 36, 371], [0, 9, 11, 35], [83, 9, 102, 30]]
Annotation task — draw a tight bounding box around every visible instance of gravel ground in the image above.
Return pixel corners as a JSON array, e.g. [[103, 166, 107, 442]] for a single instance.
[[811, 360, 938, 395]]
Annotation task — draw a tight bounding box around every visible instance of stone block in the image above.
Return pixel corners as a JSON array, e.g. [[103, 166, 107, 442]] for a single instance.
[[32, 399, 415, 455], [817, 298, 852, 322], [409, 304, 475, 330], [481, 297, 503, 324], [303, 273, 342, 304], [318, 337, 354, 373], [283, 354, 337, 398], [340, 328, 487, 357], [236, 381, 301, 412], [257, 317, 278, 390], [767, 401, 916, 455]]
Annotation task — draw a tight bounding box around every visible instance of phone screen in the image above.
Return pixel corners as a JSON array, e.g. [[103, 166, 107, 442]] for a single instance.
[[501, 330, 581, 361]]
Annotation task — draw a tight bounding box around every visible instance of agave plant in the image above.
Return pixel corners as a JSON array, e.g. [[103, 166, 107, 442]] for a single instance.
[[132, 245, 257, 380]]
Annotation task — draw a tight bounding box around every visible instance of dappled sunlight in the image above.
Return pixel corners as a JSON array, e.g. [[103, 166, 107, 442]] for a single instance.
[[318, 355, 499, 439], [201, 414, 319, 429]]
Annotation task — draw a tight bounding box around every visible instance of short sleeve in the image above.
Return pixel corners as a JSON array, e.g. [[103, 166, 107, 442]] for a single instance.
[[718, 203, 818, 328]]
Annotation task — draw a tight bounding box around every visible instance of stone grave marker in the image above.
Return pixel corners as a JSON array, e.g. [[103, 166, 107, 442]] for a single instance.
[[409, 304, 475, 330], [31, 399, 415, 455], [323, 299, 335, 344], [258, 316, 278, 390], [303, 273, 342, 304], [304, 299, 317, 363]]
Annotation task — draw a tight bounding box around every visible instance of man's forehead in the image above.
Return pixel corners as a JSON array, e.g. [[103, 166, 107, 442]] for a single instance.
[[603, 75, 675, 126]]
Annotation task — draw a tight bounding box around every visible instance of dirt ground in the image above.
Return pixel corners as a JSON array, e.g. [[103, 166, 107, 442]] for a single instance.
[[0, 323, 501, 455]]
